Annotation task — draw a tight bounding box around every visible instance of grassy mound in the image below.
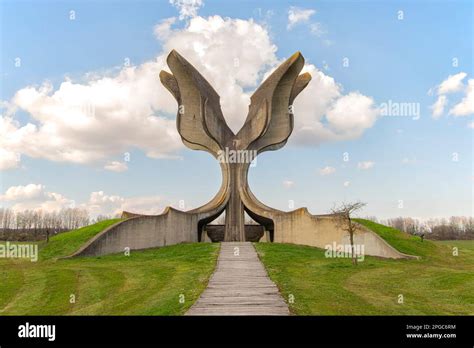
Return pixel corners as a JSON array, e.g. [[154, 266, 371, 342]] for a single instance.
[[255, 235, 474, 315], [39, 219, 121, 260], [355, 218, 438, 258], [0, 242, 219, 315]]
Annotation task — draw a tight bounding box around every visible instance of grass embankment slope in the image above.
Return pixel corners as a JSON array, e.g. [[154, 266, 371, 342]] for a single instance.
[[255, 219, 473, 315], [39, 219, 121, 260], [0, 220, 219, 315]]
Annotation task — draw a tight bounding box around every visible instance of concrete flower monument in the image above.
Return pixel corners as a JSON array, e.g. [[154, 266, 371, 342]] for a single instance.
[[70, 51, 411, 259]]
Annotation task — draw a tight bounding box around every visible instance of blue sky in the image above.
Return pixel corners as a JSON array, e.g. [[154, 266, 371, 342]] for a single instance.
[[0, 0, 472, 219]]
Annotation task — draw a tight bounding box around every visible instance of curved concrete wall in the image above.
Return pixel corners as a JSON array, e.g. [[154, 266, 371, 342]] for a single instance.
[[89, 210, 415, 259], [69, 209, 198, 257], [272, 209, 417, 259], [67, 207, 417, 259]]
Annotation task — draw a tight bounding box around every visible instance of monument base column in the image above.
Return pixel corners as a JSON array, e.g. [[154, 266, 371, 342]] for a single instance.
[[224, 163, 246, 241]]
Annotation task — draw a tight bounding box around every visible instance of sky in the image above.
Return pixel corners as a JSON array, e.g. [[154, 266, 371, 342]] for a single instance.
[[0, 0, 472, 220]]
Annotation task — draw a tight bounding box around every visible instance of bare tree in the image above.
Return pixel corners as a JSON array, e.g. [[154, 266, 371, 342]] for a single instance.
[[331, 201, 367, 265]]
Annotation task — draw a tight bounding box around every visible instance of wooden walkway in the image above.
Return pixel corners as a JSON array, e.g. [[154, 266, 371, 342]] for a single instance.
[[186, 242, 289, 315]]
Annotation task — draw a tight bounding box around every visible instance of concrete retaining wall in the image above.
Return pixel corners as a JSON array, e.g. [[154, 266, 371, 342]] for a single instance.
[[69, 208, 198, 257], [67, 207, 416, 259], [273, 209, 417, 259]]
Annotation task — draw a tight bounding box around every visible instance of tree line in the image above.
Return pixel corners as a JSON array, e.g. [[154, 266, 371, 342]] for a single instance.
[[370, 216, 474, 240], [0, 208, 114, 241]]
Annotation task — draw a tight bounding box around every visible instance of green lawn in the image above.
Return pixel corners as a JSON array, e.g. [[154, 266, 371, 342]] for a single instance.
[[255, 220, 474, 315], [0, 220, 219, 315], [1, 218, 472, 315]]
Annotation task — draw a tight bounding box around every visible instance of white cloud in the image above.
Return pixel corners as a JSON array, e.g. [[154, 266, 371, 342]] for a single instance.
[[437, 72, 467, 95], [169, 0, 203, 20], [0, 184, 167, 216], [0, 184, 74, 212], [467, 121, 474, 129], [88, 191, 123, 205], [319, 166, 336, 176], [86, 191, 124, 216], [430, 73, 473, 118], [449, 79, 474, 116], [292, 65, 379, 145], [282, 180, 295, 188], [36, 193, 74, 212], [1, 184, 45, 201], [104, 161, 128, 172], [1, 13, 378, 171], [309, 22, 326, 37], [1, 61, 183, 167], [343, 181, 350, 187], [0, 148, 19, 170], [121, 196, 167, 215], [153, 17, 177, 40], [325, 92, 378, 135], [431, 95, 447, 118], [81, 191, 167, 217], [287, 7, 316, 30], [358, 161, 375, 170], [287, 7, 327, 39]]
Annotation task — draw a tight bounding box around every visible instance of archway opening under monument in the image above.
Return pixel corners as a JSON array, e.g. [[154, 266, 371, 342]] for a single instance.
[[200, 210, 274, 242]]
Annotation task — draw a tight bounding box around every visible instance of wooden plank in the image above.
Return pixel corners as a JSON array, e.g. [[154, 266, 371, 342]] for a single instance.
[[186, 242, 290, 316]]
